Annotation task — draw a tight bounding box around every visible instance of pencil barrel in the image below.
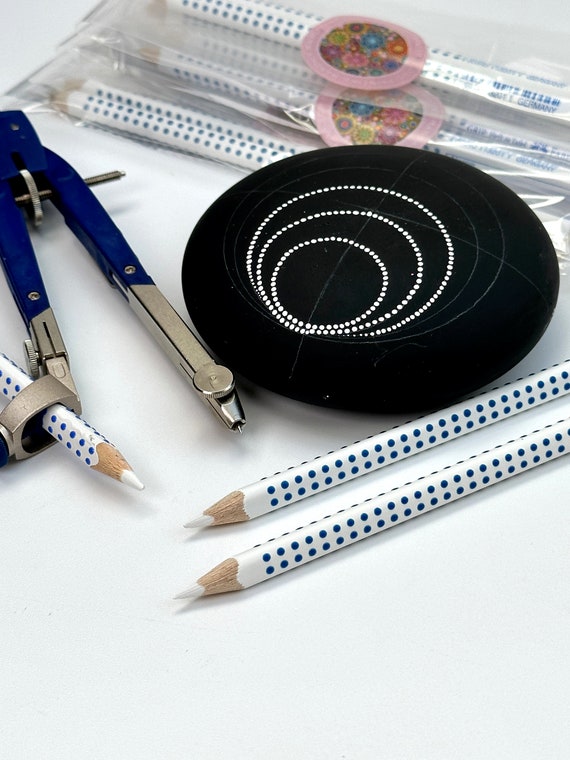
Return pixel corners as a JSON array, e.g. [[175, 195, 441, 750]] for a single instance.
[[57, 84, 304, 172], [236, 417, 570, 589], [1, 353, 104, 469], [243, 360, 570, 519], [161, 0, 319, 47]]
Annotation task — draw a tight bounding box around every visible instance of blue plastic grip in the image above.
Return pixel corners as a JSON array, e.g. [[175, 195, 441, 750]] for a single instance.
[[0, 112, 53, 324], [44, 148, 154, 293], [0, 180, 51, 324], [0, 434, 9, 467], [0, 111, 47, 180], [0, 109, 153, 329]]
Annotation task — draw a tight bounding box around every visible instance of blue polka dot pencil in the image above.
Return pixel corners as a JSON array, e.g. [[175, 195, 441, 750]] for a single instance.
[[159, 0, 570, 124], [55, 81, 310, 172], [177, 414, 570, 597], [0, 353, 143, 490], [157, 0, 320, 47], [185, 360, 570, 527]]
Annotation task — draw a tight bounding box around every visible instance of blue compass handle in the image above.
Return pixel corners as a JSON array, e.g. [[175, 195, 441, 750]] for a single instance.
[[0, 178, 51, 325], [0, 110, 153, 335], [0, 111, 52, 324], [43, 148, 154, 293]]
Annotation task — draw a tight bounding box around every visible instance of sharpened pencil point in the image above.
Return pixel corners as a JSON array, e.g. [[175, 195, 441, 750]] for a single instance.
[[174, 584, 205, 600], [184, 490, 247, 527], [92, 442, 143, 489], [184, 514, 214, 529], [120, 469, 145, 491]]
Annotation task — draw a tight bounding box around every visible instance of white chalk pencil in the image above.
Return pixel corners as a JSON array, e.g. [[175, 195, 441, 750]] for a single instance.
[[178, 414, 570, 597], [0, 353, 143, 490], [185, 359, 570, 526]]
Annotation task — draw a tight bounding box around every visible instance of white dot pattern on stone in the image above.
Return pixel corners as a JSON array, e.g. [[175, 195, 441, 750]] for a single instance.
[[245, 184, 455, 337]]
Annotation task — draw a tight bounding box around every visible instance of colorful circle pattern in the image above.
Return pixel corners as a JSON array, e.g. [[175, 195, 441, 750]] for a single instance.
[[319, 22, 408, 80], [331, 88, 423, 145], [315, 84, 446, 149]]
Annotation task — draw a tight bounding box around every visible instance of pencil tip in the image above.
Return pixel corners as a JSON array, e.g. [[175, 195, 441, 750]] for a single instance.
[[92, 443, 144, 489], [120, 470, 145, 491], [174, 584, 204, 600], [184, 514, 214, 529]]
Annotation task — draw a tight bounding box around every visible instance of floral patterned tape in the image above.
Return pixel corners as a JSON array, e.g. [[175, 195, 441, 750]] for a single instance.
[[301, 16, 428, 90], [314, 83, 445, 149]]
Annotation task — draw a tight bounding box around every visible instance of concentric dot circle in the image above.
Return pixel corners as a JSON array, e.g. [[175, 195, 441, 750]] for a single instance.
[[182, 146, 558, 412], [245, 186, 453, 337], [268, 236, 389, 334]]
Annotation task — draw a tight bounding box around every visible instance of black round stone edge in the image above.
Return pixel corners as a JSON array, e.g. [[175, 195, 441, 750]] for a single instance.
[[182, 146, 560, 412]]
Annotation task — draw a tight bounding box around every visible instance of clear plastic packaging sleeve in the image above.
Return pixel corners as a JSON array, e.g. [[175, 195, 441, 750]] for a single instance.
[[5, 0, 569, 260]]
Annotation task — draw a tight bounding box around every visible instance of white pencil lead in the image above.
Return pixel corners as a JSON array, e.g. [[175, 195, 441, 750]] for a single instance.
[[184, 514, 214, 529], [174, 584, 204, 600], [120, 470, 145, 491]]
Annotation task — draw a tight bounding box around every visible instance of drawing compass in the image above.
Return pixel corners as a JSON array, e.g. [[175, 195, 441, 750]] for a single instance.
[[0, 110, 245, 452]]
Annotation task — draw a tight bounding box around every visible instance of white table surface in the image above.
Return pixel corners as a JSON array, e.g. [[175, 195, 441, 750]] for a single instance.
[[1, 1, 569, 758]]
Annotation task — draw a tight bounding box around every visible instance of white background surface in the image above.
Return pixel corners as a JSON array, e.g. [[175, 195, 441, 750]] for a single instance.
[[1, 1, 569, 758]]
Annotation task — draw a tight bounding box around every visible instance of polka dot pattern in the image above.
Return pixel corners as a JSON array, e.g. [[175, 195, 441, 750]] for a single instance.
[[0, 353, 107, 467], [65, 85, 301, 172], [245, 361, 570, 518], [0, 361, 23, 401], [176, 0, 319, 46], [167, 49, 313, 113], [237, 417, 570, 587], [43, 413, 105, 467]]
